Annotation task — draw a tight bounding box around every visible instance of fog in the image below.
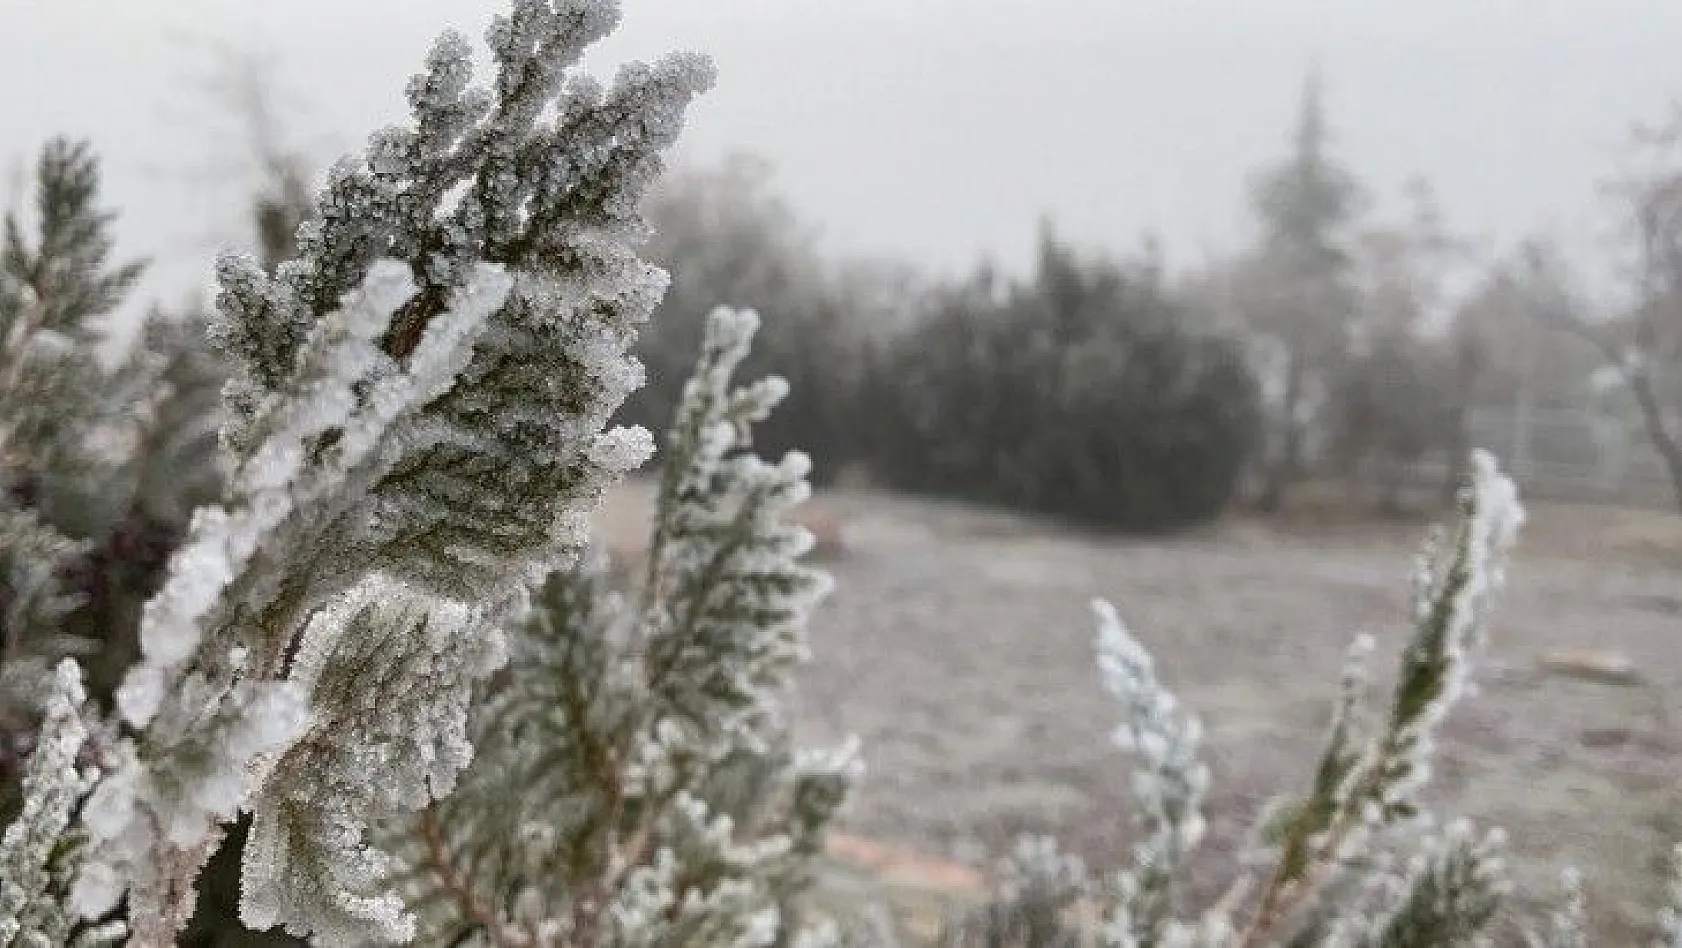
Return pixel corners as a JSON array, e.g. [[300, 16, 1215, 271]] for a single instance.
[[5, 5, 1682, 942], [6, 0, 1682, 307]]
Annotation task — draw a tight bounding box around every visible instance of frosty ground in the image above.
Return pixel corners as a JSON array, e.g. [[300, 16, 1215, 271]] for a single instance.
[[598, 479, 1682, 941]]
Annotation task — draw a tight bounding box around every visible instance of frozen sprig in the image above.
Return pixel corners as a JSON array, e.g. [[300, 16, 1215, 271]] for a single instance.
[[1364, 450, 1523, 819], [640, 308, 834, 762], [600, 792, 787, 948], [939, 455, 1543, 947], [1093, 598, 1210, 941], [1258, 633, 1376, 904], [1342, 820, 1509, 948], [1236, 451, 1523, 945], [0, 660, 98, 947]]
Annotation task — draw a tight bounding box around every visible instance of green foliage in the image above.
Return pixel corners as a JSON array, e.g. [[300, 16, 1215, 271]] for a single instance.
[[0, 138, 196, 823], [378, 308, 854, 946], [0, 139, 145, 348], [1345, 822, 1507, 948], [0, 137, 146, 520], [869, 232, 1262, 531], [938, 838, 1089, 948]]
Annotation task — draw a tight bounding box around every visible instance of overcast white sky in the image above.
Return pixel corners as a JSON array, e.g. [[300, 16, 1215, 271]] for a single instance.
[[4, 0, 1682, 315]]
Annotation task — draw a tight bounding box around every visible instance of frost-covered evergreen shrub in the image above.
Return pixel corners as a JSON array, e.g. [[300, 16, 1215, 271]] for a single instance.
[[5, 3, 1682, 947], [0, 0, 859, 943], [0, 136, 317, 948], [942, 453, 1682, 947], [373, 306, 854, 947], [9, 294, 860, 948], [0, 136, 146, 622], [869, 233, 1261, 531], [0, 139, 217, 815], [75, 0, 711, 935]]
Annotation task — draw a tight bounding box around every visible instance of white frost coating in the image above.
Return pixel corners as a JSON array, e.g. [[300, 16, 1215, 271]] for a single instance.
[[0, 660, 95, 945], [1374, 448, 1523, 815], [590, 424, 656, 473], [120, 260, 515, 730], [68, 858, 125, 925], [124, 506, 253, 681], [82, 262, 514, 927], [398, 262, 515, 404], [75, 678, 309, 921], [238, 574, 504, 945], [75, 741, 138, 848], [1092, 599, 1211, 944], [1094, 599, 1210, 855], [157, 680, 311, 846]]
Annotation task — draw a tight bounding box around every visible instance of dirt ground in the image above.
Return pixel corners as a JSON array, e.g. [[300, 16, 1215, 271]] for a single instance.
[[598, 479, 1682, 941]]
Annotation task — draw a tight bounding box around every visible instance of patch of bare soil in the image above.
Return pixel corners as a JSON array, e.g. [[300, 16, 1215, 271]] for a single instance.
[[599, 479, 1682, 941]]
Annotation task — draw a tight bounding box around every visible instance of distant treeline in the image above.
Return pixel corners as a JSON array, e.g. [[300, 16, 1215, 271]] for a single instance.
[[623, 76, 1682, 526]]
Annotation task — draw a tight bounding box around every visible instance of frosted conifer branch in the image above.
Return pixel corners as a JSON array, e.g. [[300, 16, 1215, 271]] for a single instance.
[[1093, 599, 1210, 942], [76, 264, 507, 937], [999, 836, 1092, 942], [600, 792, 787, 948], [1363, 451, 1523, 819], [73, 0, 712, 939], [1337, 821, 1509, 948], [374, 305, 851, 946], [238, 577, 505, 945], [0, 138, 145, 482], [1238, 451, 1523, 944], [0, 660, 99, 946], [640, 308, 833, 760], [1254, 634, 1375, 910]]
